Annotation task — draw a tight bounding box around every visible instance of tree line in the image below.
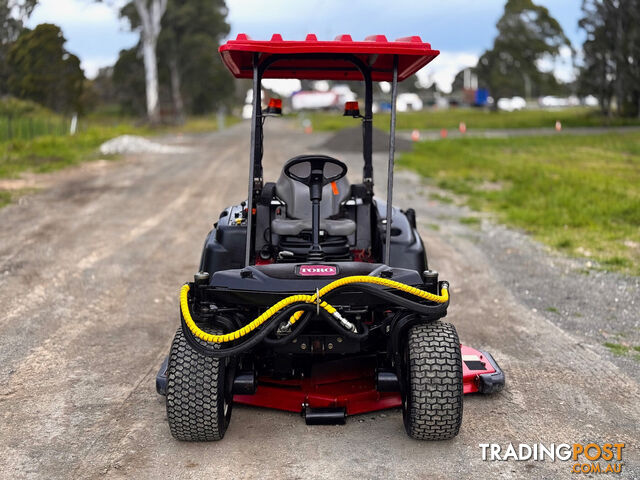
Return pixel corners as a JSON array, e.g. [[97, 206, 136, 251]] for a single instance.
[[455, 0, 639, 117], [1, 0, 638, 120], [1, 0, 84, 114], [578, 0, 640, 117], [0, 0, 233, 122]]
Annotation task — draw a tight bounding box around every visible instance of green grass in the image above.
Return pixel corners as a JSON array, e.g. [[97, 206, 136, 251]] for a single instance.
[[0, 189, 11, 208], [604, 342, 630, 356], [0, 109, 239, 207], [304, 107, 640, 132], [603, 342, 640, 361], [400, 133, 640, 275], [0, 124, 152, 179], [180, 114, 240, 133], [459, 216, 481, 225], [0, 98, 70, 142], [0, 115, 238, 179], [429, 192, 454, 204]]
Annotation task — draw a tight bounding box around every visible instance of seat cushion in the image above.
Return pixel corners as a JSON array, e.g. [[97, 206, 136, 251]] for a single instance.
[[271, 217, 356, 237], [275, 168, 351, 220]]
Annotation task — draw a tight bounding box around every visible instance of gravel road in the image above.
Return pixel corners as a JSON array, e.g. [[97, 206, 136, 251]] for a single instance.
[[1, 120, 638, 479]]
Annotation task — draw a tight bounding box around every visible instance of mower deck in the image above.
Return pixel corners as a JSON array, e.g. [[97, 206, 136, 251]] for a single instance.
[[234, 345, 503, 416], [157, 344, 504, 418]]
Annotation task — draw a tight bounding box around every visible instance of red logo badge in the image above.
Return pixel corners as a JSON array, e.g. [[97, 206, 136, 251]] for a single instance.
[[298, 265, 337, 276]]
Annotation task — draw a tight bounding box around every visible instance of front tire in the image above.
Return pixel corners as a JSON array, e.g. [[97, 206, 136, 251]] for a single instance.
[[402, 321, 463, 440], [166, 327, 232, 441]]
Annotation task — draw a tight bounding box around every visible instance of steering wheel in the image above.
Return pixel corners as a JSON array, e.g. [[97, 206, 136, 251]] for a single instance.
[[283, 155, 347, 200], [283, 155, 347, 260]]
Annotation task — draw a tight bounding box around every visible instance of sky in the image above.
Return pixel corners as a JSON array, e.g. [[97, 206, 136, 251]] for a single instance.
[[26, 0, 585, 94]]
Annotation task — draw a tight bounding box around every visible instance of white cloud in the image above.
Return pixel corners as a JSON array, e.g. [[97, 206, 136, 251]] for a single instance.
[[262, 79, 302, 97], [80, 56, 120, 78], [416, 51, 479, 94], [28, 0, 124, 26], [537, 44, 576, 83]]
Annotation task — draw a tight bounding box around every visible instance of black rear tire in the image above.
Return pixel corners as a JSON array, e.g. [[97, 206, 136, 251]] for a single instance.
[[166, 327, 233, 441], [402, 321, 463, 440]]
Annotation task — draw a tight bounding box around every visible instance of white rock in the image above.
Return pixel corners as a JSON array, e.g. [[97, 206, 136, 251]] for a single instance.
[[99, 135, 190, 155]]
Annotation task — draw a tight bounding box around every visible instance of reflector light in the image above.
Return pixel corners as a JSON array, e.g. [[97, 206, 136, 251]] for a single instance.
[[343, 101, 360, 117], [265, 98, 282, 115]]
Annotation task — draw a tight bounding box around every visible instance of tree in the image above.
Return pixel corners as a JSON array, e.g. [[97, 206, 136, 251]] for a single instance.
[[578, 0, 640, 117], [119, 0, 232, 120], [475, 0, 570, 105], [7, 24, 84, 113], [0, 0, 38, 94], [124, 0, 167, 123], [159, 0, 232, 117], [112, 47, 147, 115]]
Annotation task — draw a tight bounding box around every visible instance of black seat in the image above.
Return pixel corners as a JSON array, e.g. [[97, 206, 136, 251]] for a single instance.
[[271, 159, 356, 237]]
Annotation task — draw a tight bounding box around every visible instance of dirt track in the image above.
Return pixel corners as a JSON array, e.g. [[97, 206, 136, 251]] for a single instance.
[[1, 120, 638, 479]]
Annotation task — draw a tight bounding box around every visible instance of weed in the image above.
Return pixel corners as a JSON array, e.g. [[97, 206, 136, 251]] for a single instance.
[[603, 342, 630, 356]]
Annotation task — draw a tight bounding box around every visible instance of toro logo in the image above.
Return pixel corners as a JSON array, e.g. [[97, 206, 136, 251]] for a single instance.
[[298, 265, 337, 276]]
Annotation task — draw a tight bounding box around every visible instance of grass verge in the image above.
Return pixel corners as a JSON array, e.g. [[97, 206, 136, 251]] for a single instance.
[[0, 125, 149, 178], [0, 114, 239, 206], [399, 132, 640, 275], [304, 107, 640, 132]]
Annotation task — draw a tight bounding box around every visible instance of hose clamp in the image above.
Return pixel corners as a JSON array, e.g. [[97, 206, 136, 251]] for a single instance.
[[315, 288, 320, 315]]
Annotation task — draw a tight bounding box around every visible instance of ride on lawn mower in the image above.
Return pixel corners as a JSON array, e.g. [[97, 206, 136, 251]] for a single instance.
[[156, 33, 504, 441]]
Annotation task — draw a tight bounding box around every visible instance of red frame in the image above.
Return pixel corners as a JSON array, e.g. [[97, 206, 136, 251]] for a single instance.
[[219, 33, 439, 81], [234, 345, 496, 415]]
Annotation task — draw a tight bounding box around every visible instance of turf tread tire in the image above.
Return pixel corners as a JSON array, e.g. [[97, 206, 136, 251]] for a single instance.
[[166, 327, 230, 441], [403, 321, 463, 440]]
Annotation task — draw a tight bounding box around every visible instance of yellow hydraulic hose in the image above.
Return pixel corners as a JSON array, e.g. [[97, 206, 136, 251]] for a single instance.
[[180, 284, 340, 343], [180, 275, 449, 344], [289, 275, 448, 324]]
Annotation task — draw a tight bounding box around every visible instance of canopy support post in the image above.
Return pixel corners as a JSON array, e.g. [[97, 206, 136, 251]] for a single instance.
[[245, 52, 260, 267], [384, 55, 398, 266], [362, 72, 373, 193]]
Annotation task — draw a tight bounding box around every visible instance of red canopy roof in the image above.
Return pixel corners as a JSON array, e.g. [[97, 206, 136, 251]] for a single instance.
[[219, 34, 439, 82]]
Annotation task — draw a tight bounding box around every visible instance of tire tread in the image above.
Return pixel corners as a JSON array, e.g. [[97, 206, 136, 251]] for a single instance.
[[404, 322, 463, 440], [166, 327, 228, 441]]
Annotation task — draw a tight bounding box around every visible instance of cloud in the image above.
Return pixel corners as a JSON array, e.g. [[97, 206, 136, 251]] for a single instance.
[[416, 51, 479, 94], [28, 0, 120, 25], [537, 44, 576, 83], [80, 56, 121, 78], [262, 79, 302, 97]]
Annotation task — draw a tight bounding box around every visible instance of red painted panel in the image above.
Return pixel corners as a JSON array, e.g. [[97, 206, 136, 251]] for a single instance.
[[234, 344, 496, 415], [219, 33, 439, 82]]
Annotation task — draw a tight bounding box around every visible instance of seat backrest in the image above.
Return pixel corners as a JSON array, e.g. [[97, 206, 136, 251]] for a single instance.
[[275, 171, 351, 219]]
